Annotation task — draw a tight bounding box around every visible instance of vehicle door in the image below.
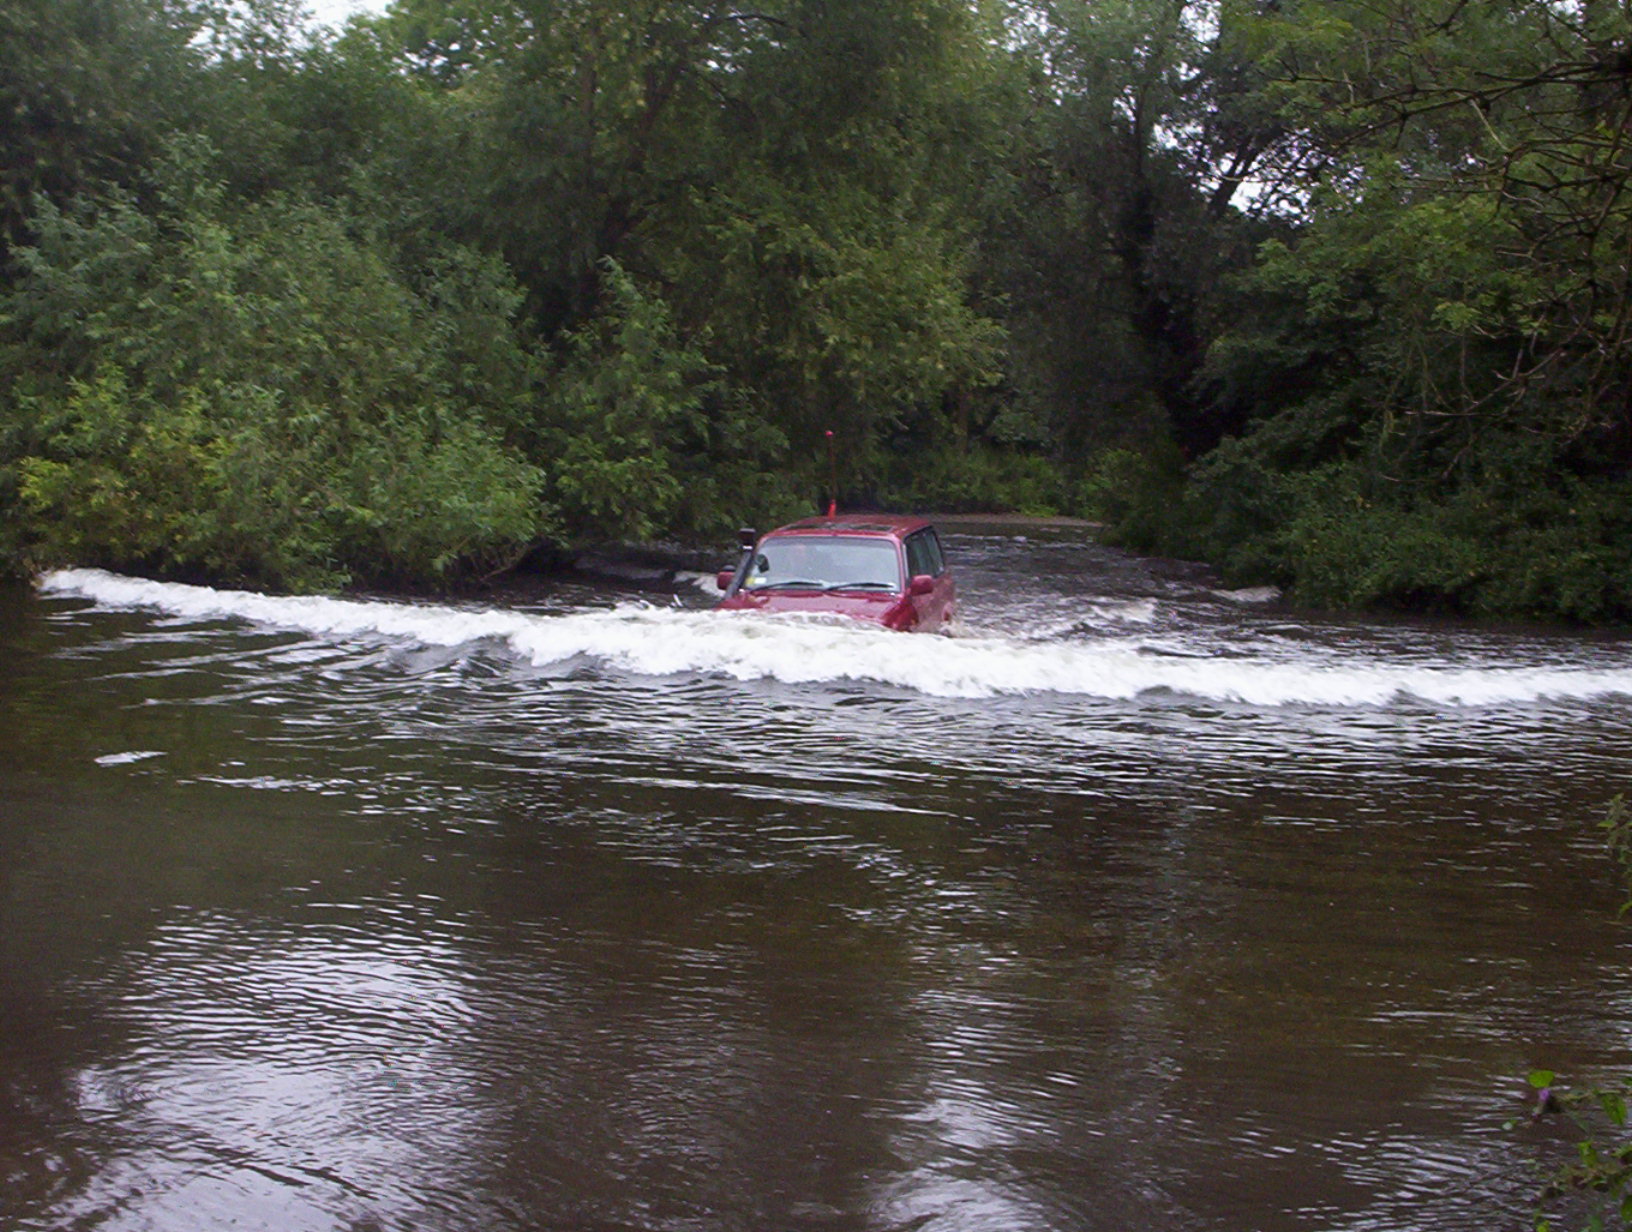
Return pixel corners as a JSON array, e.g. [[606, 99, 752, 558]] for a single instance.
[[904, 530, 954, 629]]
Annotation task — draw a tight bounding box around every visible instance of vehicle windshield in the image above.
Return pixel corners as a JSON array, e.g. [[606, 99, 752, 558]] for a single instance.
[[744, 535, 902, 591]]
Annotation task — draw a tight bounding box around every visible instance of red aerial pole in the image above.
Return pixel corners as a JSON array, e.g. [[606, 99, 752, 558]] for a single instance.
[[825, 430, 837, 517]]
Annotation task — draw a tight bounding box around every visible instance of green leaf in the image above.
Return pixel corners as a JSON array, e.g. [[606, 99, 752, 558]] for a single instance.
[[1529, 1070, 1558, 1090]]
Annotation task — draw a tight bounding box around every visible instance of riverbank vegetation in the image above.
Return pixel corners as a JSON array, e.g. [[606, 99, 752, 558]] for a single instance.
[[1520, 796, 1632, 1231], [4, 1, 1632, 618]]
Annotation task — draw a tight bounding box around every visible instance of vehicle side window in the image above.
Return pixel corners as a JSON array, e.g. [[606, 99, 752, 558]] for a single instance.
[[906, 532, 934, 579], [924, 529, 945, 575]]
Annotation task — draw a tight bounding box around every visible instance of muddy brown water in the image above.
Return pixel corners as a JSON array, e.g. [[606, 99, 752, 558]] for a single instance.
[[5, 522, 1632, 1231]]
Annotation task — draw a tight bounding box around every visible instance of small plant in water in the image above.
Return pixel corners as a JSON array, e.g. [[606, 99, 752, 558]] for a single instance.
[[1520, 796, 1632, 1231], [1518, 1068, 1632, 1231]]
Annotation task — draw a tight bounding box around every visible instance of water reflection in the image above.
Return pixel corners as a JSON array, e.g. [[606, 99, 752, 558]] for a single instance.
[[52, 913, 494, 1230]]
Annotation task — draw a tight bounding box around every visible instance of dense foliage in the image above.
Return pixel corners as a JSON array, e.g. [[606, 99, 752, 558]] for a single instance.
[[1148, 0, 1632, 623], [2, 0, 1631, 616]]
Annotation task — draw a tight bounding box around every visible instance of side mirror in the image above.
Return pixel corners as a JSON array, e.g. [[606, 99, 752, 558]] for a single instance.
[[909, 574, 935, 596], [716, 570, 735, 591]]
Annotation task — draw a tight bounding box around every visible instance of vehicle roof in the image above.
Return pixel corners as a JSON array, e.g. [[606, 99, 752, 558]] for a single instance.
[[765, 515, 935, 542]]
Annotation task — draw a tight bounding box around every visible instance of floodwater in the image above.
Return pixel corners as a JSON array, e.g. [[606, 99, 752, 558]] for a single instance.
[[5, 522, 1632, 1232]]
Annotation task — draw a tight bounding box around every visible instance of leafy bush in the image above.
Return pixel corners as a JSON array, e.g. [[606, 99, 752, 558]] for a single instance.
[[15, 367, 545, 591], [0, 159, 548, 590], [1165, 427, 1632, 623], [876, 443, 1068, 515], [1076, 440, 1197, 552], [537, 260, 807, 545], [1517, 797, 1632, 1232], [535, 262, 702, 543]]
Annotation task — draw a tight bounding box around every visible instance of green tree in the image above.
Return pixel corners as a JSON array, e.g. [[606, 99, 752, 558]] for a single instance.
[[651, 0, 1008, 491], [376, 0, 1008, 502], [988, 0, 1276, 462], [0, 0, 209, 256], [534, 259, 804, 543], [1118, 0, 1632, 621], [1, 146, 547, 588]]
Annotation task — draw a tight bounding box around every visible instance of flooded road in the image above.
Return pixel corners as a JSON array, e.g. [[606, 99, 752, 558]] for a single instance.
[[5, 522, 1632, 1231]]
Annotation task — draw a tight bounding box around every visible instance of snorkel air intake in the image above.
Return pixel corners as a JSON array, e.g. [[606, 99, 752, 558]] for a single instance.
[[722, 528, 757, 599]]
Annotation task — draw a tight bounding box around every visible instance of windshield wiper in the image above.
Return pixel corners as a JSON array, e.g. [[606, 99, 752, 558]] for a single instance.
[[746, 578, 825, 590], [824, 581, 895, 591]]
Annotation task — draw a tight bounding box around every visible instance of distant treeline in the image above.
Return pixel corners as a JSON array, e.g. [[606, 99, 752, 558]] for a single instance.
[[4, 0, 1632, 619]]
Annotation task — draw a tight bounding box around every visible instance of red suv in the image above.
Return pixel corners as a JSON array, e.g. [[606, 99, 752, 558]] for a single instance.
[[716, 516, 956, 632]]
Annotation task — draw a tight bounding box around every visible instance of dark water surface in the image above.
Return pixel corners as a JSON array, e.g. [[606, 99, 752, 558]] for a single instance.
[[6, 524, 1632, 1231]]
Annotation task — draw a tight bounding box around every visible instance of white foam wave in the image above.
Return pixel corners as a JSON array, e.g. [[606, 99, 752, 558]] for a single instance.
[[1215, 585, 1283, 605], [680, 570, 724, 596], [38, 569, 1632, 707], [93, 750, 166, 766], [1106, 597, 1160, 624]]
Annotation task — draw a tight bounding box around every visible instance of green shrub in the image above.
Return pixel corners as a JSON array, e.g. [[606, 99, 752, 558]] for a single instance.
[[1517, 797, 1632, 1231], [536, 260, 806, 546], [1169, 426, 1632, 623], [15, 367, 545, 590], [877, 443, 1067, 514], [1, 168, 549, 590], [1077, 440, 1198, 554]]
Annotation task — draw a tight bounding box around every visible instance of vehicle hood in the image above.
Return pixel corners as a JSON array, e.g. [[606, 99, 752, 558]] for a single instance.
[[717, 589, 901, 624]]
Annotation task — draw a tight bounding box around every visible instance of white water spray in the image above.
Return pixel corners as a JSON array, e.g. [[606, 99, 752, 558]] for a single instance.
[[38, 569, 1632, 707]]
